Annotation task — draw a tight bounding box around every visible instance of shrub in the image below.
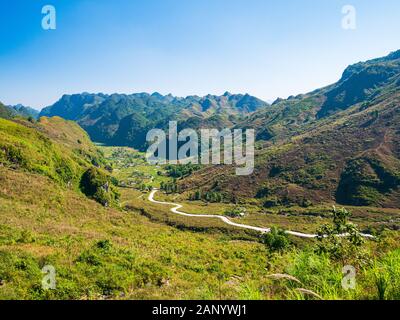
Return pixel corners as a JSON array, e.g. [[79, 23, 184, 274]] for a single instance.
[[96, 240, 113, 251], [263, 197, 281, 208], [224, 207, 246, 218], [316, 207, 368, 264], [256, 183, 273, 198], [1, 145, 27, 167], [55, 158, 75, 184], [263, 227, 290, 252], [165, 163, 202, 179], [188, 190, 224, 203], [160, 180, 180, 194], [80, 167, 120, 206], [300, 199, 313, 208]]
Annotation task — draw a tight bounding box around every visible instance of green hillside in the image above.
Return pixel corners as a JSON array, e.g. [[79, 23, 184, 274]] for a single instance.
[[0, 117, 98, 186], [0, 117, 119, 205], [182, 51, 400, 208]]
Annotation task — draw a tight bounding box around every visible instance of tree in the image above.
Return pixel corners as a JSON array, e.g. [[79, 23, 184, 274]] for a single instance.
[[80, 167, 120, 207], [316, 207, 366, 264], [160, 180, 180, 194], [263, 227, 290, 252]]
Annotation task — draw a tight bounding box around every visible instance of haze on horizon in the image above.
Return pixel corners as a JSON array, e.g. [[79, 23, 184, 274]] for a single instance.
[[1, 0, 400, 110]]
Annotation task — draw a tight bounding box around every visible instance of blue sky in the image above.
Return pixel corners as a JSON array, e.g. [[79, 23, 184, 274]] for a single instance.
[[1, 0, 400, 110]]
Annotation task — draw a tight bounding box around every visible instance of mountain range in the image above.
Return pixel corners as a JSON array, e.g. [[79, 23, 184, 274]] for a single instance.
[[8, 104, 40, 119], [40, 92, 268, 150], [0, 102, 39, 119]]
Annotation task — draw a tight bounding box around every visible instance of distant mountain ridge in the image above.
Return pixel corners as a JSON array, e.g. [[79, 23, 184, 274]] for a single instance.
[[8, 104, 40, 119], [0, 102, 39, 120], [40, 92, 268, 149]]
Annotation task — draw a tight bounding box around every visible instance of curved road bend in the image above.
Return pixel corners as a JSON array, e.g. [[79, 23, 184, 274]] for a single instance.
[[148, 189, 374, 239]]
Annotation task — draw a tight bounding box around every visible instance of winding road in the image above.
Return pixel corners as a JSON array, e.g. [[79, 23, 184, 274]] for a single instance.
[[148, 189, 374, 239]]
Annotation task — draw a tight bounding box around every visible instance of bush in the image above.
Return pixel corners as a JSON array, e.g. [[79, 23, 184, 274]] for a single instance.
[[160, 180, 180, 194], [55, 158, 75, 185], [300, 199, 313, 208], [256, 184, 273, 198], [188, 190, 225, 203], [224, 207, 246, 218], [96, 240, 113, 251], [1, 145, 27, 167], [80, 167, 120, 206], [263, 197, 281, 208], [316, 207, 368, 264], [263, 227, 290, 252], [165, 163, 202, 179]]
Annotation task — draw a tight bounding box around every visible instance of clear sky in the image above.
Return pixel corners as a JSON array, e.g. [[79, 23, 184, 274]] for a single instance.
[[1, 0, 400, 110]]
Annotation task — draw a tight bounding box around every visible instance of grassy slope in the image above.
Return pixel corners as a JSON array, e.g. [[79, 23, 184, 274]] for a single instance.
[[0, 168, 268, 299], [1, 168, 400, 300], [0, 117, 399, 300], [0, 117, 104, 188], [0, 117, 265, 299]]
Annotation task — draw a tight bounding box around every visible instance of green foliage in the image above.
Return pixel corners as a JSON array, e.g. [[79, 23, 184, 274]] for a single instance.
[[374, 273, 388, 300], [263, 197, 282, 208], [0, 119, 82, 186], [75, 239, 168, 296], [189, 190, 225, 203], [224, 207, 246, 218], [160, 180, 180, 194], [316, 207, 367, 264], [256, 183, 274, 198], [0, 103, 13, 119], [1, 144, 28, 167], [80, 167, 120, 206], [337, 157, 400, 206], [284, 250, 342, 299], [138, 183, 152, 192], [165, 163, 202, 179], [371, 249, 400, 300], [263, 227, 290, 252]]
